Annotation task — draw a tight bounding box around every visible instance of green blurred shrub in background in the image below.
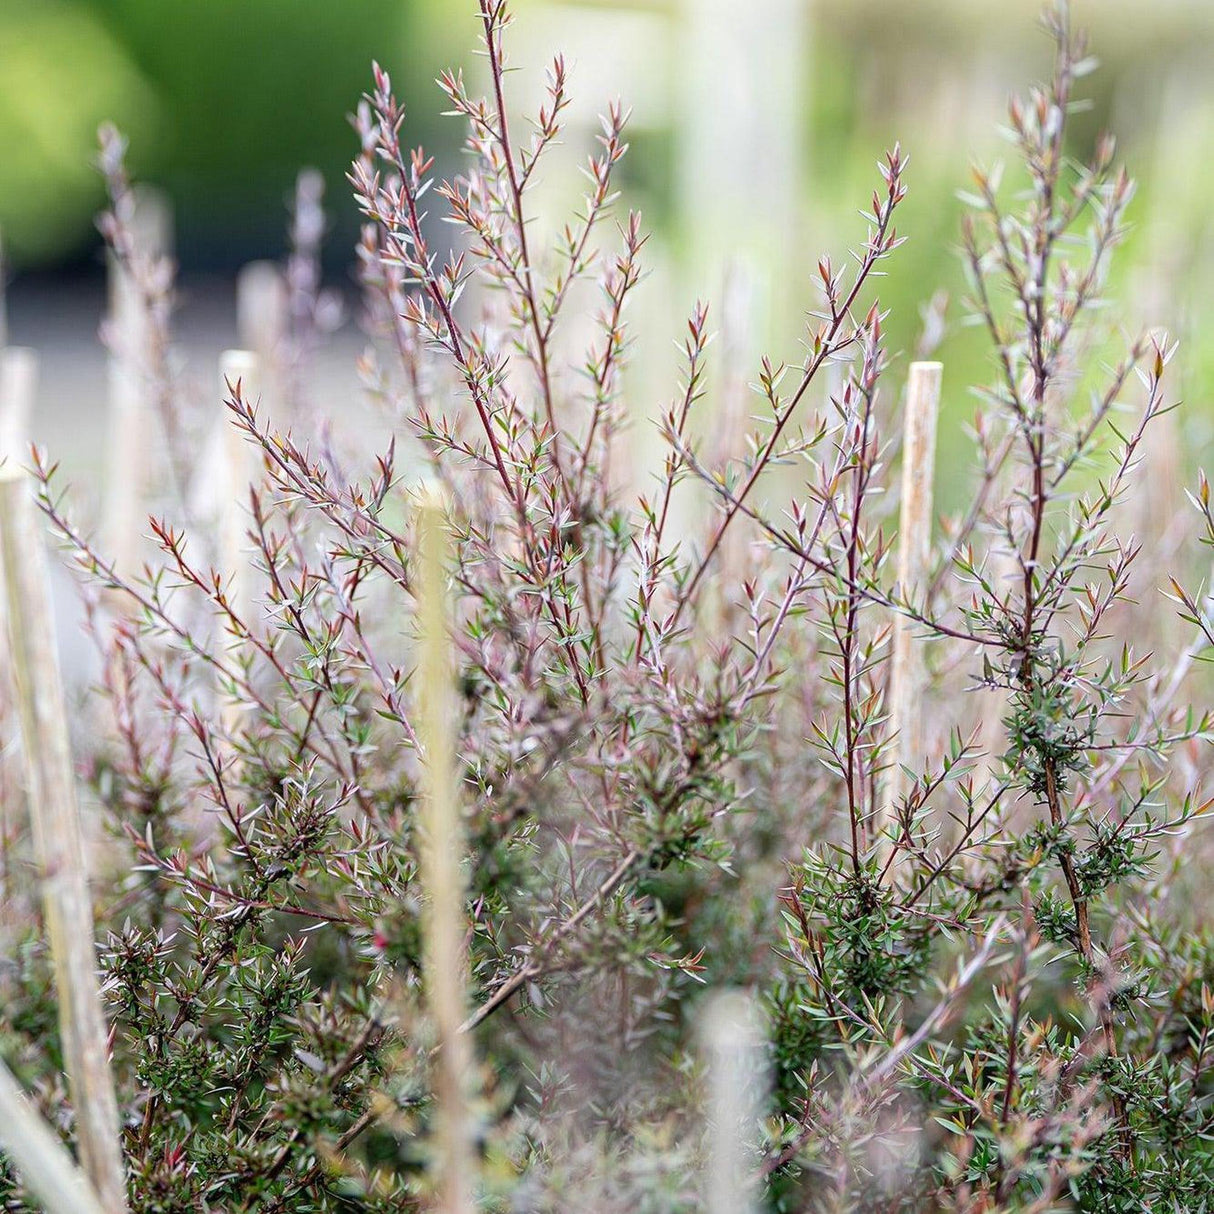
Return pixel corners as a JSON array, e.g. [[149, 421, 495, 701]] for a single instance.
[[0, 1, 156, 265]]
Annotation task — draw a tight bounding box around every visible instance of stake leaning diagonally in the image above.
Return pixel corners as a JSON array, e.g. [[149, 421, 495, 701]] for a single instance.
[[416, 485, 477, 1214], [0, 1058, 108, 1214], [0, 468, 129, 1213], [883, 361, 942, 877]]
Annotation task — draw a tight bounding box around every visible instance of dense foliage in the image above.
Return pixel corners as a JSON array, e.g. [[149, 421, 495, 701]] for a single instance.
[[3, 2, 1214, 1210]]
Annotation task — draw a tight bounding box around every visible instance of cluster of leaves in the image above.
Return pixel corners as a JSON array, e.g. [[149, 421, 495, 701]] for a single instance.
[[3, 2, 1214, 1210]]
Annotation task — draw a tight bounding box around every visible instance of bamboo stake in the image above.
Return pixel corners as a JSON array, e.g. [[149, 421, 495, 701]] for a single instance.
[[210, 351, 260, 782], [237, 261, 287, 351], [1130, 71, 1193, 584], [977, 542, 1018, 798], [713, 260, 757, 472], [884, 362, 943, 869], [701, 990, 766, 1214], [709, 261, 757, 633], [104, 187, 172, 577], [217, 350, 260, 625], [0, 348, 38, 913], [416, 486, 476, 1214], [0, 346, 38, 469], [236, 263, 287, 428], [0, 1058, 108, 1214], [0, 468, 128, 1214], [679, 0, 805, 329], [237, 262, 287, 383]]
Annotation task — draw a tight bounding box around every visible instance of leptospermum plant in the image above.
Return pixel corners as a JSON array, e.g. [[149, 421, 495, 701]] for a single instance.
[[3, 1, 1214, 1210]]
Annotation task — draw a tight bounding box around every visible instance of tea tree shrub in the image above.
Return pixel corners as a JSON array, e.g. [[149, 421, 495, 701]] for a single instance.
[[2, 2, 1213, 1211]]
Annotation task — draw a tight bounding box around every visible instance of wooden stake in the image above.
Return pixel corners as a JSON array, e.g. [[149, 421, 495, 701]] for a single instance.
[[416, 486, 476, 1214], [885, 362, 943, 868], [701, 990, 765, 1214], [0, 469, 128, 1214], [0, 1058, 108, 1214]]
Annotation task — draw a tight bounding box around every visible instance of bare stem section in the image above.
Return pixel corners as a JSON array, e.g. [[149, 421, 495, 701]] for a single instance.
[[0, 469, 128, 1213], [416, 486, 476, 1214]]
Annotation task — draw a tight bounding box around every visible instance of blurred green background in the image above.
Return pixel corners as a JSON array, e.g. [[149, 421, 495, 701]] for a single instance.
[[0, 0, 455, 267], [2, 0, 1213, 505]]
